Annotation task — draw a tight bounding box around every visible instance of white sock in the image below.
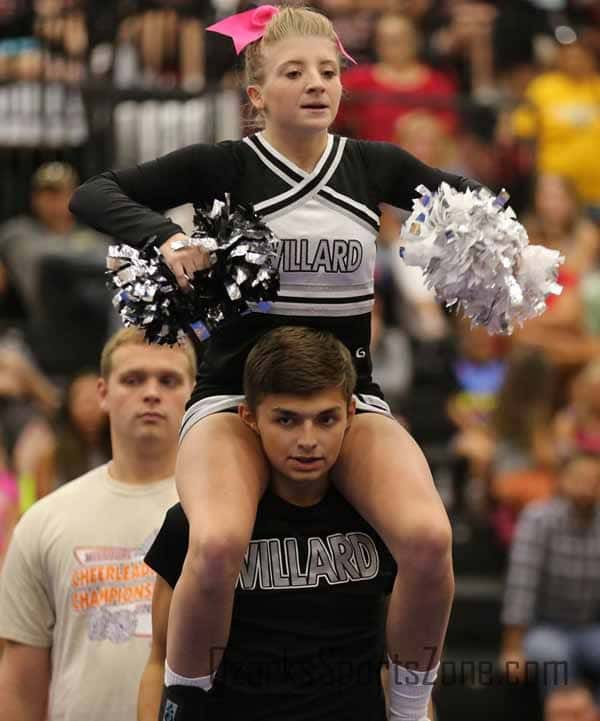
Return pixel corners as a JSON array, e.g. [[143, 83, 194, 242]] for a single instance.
[[164, 661, 214, 691], [388, 656, 439, 721]]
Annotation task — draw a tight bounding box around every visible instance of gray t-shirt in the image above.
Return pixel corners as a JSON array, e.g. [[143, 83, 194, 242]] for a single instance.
[[0, 215, 107, 317], [0, 464, 178, 721]]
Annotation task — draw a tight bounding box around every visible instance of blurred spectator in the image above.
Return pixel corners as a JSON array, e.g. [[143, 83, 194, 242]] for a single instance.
[[488, 347, 557, 546], [455, 103, 510, 193], [0, 162, 112, 376], [0, 161, 69, 307], [54, 371, 111, 486], [447, 319, 507, 514], [0, 343, 59, 507], [527, 174, 600, 336], [385, 0, 500, 102], [493, 0, 554, 92], [426, 1, 498, 98], [554, 359, 600, 458], [109, 1, 239, 166], [545, 684, 600, 721], [313, 0, 375, 66], [389, 0, 436, 30], [526, 174, 599, 274], [500, 452, 600, 698], [337, 13, 458, 142], [0, 2, 35, 83], [370, 287, 412, 414], [394, 109, 457, 169], [512, 38, 600, 218], [515, 174, 600, 369], [33, 0, 88, 84], [0, 162, 86, 312], [113, 0, 212, 91], [0, 2, 88, 150]]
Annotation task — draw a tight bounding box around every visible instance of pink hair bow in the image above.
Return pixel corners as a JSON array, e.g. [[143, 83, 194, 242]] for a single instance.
[[206, 5, 356, 64]]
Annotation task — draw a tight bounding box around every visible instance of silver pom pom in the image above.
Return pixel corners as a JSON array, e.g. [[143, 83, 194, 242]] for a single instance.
[[106, 198, 280, 344], [400, 183, 563, 334]]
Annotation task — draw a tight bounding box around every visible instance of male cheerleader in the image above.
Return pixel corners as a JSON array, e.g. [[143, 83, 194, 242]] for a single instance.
[[142, 326, 435, 721]]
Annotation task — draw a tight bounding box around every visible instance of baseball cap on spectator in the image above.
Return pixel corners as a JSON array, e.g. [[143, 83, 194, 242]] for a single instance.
[[31, 162, 79, 192]]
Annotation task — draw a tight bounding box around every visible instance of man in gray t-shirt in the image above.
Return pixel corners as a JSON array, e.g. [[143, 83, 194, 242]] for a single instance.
[[0, 162, 110, 373], [0, 328, 196, 721]]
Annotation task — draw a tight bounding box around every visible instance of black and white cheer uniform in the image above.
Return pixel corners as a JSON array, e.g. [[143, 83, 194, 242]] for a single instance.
[[70, 133, 477, 436]]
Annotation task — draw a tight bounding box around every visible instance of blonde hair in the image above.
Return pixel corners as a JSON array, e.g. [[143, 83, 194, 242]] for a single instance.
[[100, 328, 197, 381], [244, 6, 340, 87]]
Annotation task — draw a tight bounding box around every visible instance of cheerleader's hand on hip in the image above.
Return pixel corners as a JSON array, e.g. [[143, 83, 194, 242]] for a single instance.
[[160, 232, 211, 291]]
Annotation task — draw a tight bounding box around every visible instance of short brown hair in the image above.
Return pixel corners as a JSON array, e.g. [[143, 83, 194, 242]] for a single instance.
[[100, 328, 197, 381], [243, 326, 356, 412]]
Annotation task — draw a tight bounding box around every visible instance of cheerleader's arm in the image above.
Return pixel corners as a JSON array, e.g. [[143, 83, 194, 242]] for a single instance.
[[358, 139, 483, 211], [70, 141, 241, 248]]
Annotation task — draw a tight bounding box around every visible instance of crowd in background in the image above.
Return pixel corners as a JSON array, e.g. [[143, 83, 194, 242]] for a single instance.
[[1, 1, 600, 719]]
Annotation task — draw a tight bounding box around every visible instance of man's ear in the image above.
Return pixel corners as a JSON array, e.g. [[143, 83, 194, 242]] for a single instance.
[[346, 397, 357, 430], [247, 84, 264, 112], [97, 376, 109, 414], [239, 402, 259, 434]]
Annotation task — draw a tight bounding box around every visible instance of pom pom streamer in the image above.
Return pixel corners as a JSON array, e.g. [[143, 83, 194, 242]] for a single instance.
[[399, 183, 563, 334], [107, 198, 280, 344]]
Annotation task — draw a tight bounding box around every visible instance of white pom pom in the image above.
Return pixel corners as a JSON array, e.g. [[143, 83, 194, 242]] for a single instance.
[[517, 245, 564, 317], [399, 183, 563, 334]]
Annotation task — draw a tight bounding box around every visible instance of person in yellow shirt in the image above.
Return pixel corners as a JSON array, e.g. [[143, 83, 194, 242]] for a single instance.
[[513, 40, 600, 216]]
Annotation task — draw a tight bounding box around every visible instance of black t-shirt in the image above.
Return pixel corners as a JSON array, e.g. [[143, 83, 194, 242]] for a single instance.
[[145, 486, 397, 721]]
